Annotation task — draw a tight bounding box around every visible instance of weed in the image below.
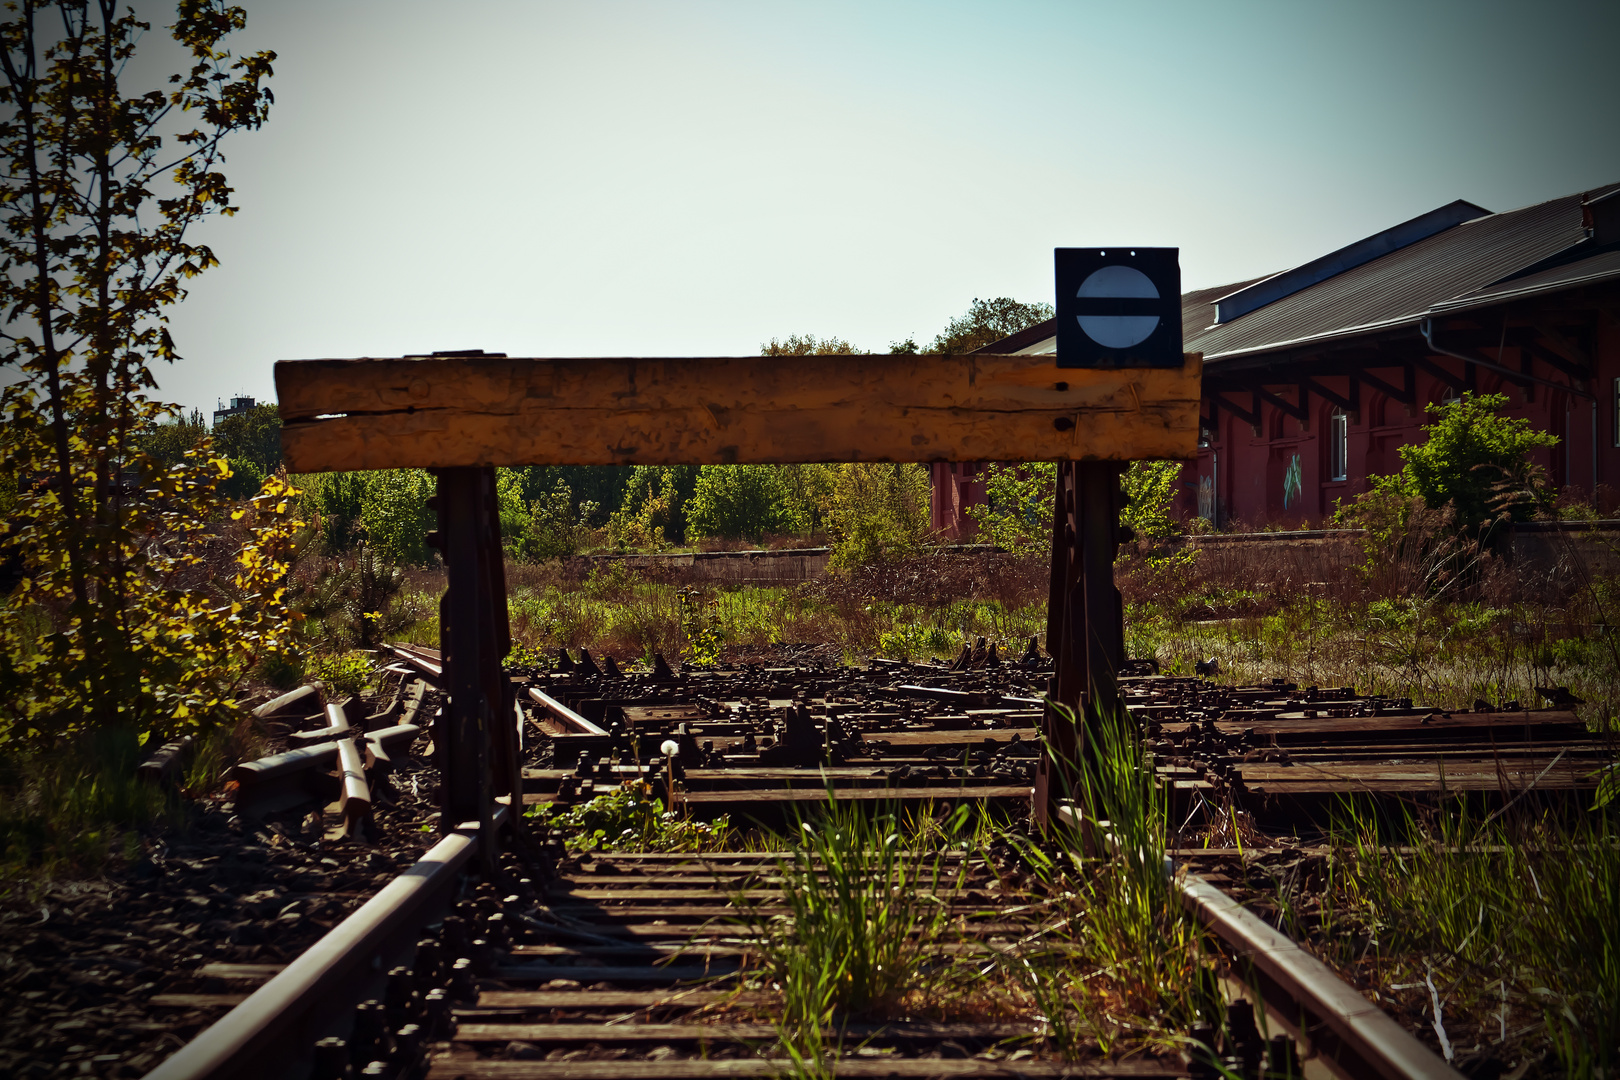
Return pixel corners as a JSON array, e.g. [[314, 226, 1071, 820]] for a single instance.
[[0, 730, 178, 877], [526, 782, 733, 853], [1316, 800, 1620, 1076], [736, 799, 965, 1065], [305, 651, 375, 699]]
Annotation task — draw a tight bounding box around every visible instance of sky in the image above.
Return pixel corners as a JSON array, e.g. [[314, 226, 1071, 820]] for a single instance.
[[110, 0, 1620, 416]]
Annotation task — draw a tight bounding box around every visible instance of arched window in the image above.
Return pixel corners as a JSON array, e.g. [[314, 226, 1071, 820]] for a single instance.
[[1367, 394, 1386, 429], [1328, 408, 1349, 481]]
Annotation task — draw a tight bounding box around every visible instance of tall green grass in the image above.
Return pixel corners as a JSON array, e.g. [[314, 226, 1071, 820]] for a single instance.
[[1009, 699, 1220, 1057], [733, 800, 969, 1072], [0, 728, 178, 877], [1313, 800, 1619, 1076]]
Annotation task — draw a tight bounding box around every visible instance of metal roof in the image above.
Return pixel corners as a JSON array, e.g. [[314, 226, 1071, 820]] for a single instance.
[[1428, 247, 1620, 313], [1210, 200, 1490, 325], [981, 182, 1619, 367], [1190, 184, 1618, 365]]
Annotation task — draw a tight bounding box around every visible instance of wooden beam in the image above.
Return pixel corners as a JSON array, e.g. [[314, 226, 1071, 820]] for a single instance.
[[1208, 392, 1258, 429], [1303, 377, 1358, 415], [1524, 323, 1593, 373], [1253, 384, 1307, 422], [275, 352, 1202, 472], [1520, 337, 1589, 379], [1413, 355, 1463, 392], [1349, 368, 1413, 408]]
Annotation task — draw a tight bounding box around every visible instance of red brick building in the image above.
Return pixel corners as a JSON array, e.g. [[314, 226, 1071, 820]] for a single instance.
[[936, 182, 1620, 533]]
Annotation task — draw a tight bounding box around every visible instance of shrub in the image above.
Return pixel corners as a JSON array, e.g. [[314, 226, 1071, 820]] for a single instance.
[[297, 471, 368, 554], [1121, 460, 1183, 541], [826, 463, 931, 569], [359, 468, 437, 565], [968, 463, 1055, 558], [306, 651, 375, 698], [1380, 392, 1558, 543], [608, 469, 684, 550], [221, 457, 265, 501], [211, 402, 283, 475], [522, 481, 598, 559], [685, 464, 799, 542]]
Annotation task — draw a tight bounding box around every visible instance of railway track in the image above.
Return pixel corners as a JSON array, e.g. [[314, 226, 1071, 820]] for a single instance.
[[124, 644, 1610, 1079]]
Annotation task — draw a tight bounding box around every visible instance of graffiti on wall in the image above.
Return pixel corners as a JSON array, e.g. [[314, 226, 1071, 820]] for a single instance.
[[1282, 454, 1302, 510]]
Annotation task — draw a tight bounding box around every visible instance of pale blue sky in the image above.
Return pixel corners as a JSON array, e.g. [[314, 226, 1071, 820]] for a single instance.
[[124, 0, 1620, 415]]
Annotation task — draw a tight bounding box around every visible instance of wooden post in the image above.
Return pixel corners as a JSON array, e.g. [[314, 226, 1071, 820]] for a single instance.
[[1034, 460, 1125, 829], [435, 467, 494, 851]]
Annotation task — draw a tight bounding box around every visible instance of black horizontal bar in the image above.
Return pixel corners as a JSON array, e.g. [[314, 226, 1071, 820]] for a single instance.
[[1070, 297, 1163, 317]]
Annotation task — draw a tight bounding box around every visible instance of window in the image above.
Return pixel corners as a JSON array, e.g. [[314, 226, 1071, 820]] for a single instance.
[[1328, 408, 1349, 481]]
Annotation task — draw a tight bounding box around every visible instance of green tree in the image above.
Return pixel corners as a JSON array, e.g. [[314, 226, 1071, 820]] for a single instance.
[[521, 480, 597, 559], [359, 469, 436, 565], [685, 464, 798, 543], [614, 465, 697, 545], [927, 297, 1054, 354], [777, 463, 838, 539], [1121, 460, 1184, 541], [513, 464, 629, 526], [968, 460, 1184, 558], [968, 462, 1055, 558], [212, 400, 281, 474], [1378, 392, 1559, 540], [761, 334, 865, 356], [826, 463, 931, 568], [140, 407, 208, 466], [295, 471, 365, 553], [0, 0, 282, 744]]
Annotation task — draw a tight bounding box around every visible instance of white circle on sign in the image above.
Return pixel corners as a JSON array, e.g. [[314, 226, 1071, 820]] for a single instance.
[[1077, 264, 1160, 348]]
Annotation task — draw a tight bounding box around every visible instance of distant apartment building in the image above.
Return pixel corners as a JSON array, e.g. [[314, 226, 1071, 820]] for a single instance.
[[214, 395, 257, 426]]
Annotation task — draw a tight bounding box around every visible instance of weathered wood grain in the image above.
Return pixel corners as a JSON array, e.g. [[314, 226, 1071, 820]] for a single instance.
[[275, 352, 1201, 471]]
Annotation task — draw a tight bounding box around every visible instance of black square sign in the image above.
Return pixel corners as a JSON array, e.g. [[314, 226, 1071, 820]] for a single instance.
[[1055, 247, 1183, 368]]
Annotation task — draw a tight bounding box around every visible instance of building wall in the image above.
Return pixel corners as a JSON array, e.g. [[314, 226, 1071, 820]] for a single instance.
[[1190, 322, 1618, 527], [930, 462, 985, 538]]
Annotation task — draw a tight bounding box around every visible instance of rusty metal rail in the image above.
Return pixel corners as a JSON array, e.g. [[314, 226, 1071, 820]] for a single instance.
[[1177, 874, 1462, 1080], [145, 816, 495, 1080]]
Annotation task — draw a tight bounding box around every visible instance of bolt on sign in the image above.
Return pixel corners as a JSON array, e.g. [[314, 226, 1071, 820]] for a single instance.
[[1055, 247, 1184, 369], [275, 348, 1200, 472]]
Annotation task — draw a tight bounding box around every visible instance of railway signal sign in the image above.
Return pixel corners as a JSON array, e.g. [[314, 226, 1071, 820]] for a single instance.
[[1055, 247, 1183, 368]]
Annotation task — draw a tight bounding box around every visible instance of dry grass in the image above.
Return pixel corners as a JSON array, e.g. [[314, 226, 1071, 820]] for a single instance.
[[1117, 514, 1620, 727]]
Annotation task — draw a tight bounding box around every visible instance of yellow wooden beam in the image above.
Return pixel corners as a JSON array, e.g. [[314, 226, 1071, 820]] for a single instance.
[[275, 352, 1201, 472]]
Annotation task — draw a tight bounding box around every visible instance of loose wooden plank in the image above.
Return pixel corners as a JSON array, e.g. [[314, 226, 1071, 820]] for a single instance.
[[276, 352, 1201, 472], [426, 1059, 1184, 1078], [476, 990, 752, 1009], [540, 905, 769, 919], [195, 963, 288, 981], [453, 1022, 1039, 1043], [683, 784, 1032, 804], [1207, 709, 1582, 736], [495, 963, 733, 982], [511, 944, 755, 959], [554, 889, 779, 901], [865, 729, 1037, 746], [454, 1023, 778, 1042], [1237, 760, 1596, 781]]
